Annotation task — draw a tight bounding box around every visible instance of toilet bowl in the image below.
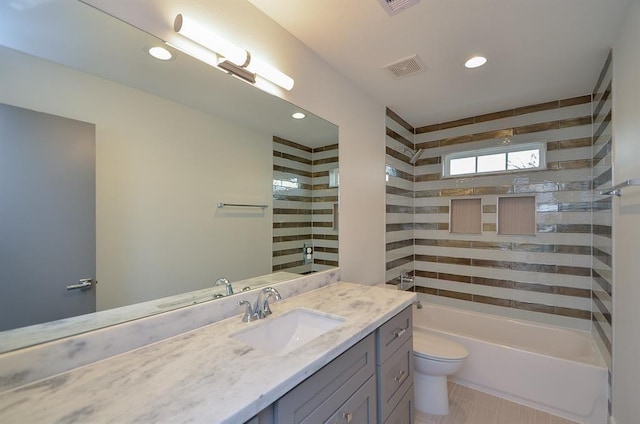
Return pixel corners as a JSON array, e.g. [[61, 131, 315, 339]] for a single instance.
[[413, 331, 469, 415]]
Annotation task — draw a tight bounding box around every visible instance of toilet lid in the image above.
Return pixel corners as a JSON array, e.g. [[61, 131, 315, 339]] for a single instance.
[[413, 332, 469, 361]]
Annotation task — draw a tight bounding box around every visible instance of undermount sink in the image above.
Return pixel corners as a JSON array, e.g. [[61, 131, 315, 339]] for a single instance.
[[229, 308, 345, 355]]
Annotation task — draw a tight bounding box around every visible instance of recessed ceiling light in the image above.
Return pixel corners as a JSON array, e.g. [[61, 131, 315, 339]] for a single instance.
[[465, 56, 487, 69], [148, 46, 173, 61], [292, 112, 306, 120]]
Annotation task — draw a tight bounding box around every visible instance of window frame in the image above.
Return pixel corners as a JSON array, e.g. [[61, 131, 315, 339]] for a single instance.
[[442, 141, 547, 178]]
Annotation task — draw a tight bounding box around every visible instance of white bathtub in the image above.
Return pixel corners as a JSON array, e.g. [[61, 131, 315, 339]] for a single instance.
[[413, 303, 608, 424]]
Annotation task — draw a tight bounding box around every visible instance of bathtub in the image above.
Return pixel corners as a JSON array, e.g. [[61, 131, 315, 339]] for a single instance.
[[413, 303, 608, 424]]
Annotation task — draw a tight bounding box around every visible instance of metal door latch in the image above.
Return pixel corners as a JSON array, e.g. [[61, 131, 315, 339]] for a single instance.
[[66, 278, 93, 290]]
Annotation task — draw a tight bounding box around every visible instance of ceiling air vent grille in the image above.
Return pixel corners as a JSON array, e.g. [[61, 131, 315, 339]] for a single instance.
[[384, 55, 425, 79], [377, 0, 420, 16]]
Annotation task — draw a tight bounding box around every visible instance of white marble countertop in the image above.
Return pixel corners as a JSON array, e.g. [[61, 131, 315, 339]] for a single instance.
[[0, 282, 415, 423]]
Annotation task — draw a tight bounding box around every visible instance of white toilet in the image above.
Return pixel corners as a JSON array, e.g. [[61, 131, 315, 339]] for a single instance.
[[413, 332, 469, 415]]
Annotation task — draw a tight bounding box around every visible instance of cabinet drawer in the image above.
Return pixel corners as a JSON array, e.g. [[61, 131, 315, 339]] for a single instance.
[[275, 333, 375, 423], [384, 384, 413, 424], [377, 337, 413, 422], [323, 376, 377, 424], [376, 306, 412, 364]]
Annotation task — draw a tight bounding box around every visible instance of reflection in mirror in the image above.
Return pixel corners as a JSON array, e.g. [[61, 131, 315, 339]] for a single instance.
[[0, 0, 338, 351], [272, 138, 339, 273]]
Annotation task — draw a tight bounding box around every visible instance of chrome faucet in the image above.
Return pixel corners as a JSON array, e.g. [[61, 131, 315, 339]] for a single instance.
[[236, 287, 282, 322], [255, 287, 282, 319], [214, 278, 234, 296]]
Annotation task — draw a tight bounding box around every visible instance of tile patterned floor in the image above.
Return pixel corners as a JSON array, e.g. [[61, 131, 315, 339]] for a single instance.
[[414, 382, 577, 424]]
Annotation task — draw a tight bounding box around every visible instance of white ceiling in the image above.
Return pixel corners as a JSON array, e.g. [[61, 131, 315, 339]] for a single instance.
[[249, 0, 632, 127]]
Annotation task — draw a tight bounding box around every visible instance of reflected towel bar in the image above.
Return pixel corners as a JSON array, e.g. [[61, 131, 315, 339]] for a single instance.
[[217, 202, 269, 209], [599, 178, 640, 197]]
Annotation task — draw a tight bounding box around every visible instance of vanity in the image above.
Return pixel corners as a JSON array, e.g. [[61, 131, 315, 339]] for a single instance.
[[0, 281, 415, 423], [253, 301, 413, 424]]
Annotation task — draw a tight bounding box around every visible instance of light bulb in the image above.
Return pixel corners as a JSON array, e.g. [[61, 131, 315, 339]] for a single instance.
[[174, 14, 248, 67]]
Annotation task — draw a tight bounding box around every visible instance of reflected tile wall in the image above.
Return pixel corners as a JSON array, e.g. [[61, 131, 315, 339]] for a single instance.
[[273, 137, 338, 273], [386, 95, 595, 330]]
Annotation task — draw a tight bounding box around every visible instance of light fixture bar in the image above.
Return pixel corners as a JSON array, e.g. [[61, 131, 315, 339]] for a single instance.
[[247, 57, 294, 91], [173, 13, 295, 91], [174, 14, 248, 67], [218, 60, 256, 84]]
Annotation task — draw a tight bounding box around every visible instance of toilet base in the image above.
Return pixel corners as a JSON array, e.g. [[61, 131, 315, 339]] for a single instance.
[[414, 373, 450, 415]]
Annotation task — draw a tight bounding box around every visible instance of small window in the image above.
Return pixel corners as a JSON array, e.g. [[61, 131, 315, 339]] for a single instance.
[[450, 198, 482, 234], [498, 196, 536, 235], [443, 142, 546, 178]]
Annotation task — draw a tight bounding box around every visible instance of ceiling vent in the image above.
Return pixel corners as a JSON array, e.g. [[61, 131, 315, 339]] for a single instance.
[[377, 0, 420, 16], [384, 55, 425, 79]]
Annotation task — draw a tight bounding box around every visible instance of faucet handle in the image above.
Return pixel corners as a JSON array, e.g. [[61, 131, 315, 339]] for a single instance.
[[256, 287, 282, 318], [237, 300, 257, 322]]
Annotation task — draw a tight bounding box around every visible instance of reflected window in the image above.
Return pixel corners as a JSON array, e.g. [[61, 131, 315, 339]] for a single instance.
[[273, 179, 299, 191]]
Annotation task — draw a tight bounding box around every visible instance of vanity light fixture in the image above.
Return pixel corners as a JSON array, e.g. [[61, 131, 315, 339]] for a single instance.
[[292, 112, 306, 119], [148, 46, 173, 61], [174, 14, 247, 66], [173, 14, 294, 91], [465, 56, 487, 69]]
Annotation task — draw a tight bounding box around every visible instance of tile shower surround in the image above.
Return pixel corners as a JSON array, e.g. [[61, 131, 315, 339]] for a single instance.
[[273, 136, 338, 273], [385, 95, 596, 330], [591, 50, 613, 414]]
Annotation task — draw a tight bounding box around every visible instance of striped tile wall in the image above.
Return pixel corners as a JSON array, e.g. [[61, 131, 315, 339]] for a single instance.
[[387, 95, 596, 330], [310, 143, 339, 272], [591, 50, 613, 412], [385, 108, 416, 285], [273, 137, 338, 274]]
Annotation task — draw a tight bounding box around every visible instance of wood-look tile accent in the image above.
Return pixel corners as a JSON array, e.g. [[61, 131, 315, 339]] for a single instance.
[[386, 107, 414, 133], [385, 108, 417, 283], [415, 95, 591, 134]]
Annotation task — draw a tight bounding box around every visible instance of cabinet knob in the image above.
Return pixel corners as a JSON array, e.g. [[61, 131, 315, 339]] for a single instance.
[[342, 412, 353, 423]]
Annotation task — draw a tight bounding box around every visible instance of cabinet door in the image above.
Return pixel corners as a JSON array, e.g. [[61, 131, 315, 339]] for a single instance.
[[378, 338, 414, 421], [275, 334, 375, 423], [384, 384, 413, 424], [324, 376, 377, 424]]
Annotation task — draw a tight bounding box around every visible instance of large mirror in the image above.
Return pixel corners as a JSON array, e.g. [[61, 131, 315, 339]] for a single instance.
[[0, 0, 338, 350]]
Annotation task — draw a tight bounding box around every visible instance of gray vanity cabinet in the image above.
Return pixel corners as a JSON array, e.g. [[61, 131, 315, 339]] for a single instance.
[[246, 306, 414, 424], [376, 306, 414, 424], [273, 333, 376, 423]]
